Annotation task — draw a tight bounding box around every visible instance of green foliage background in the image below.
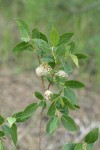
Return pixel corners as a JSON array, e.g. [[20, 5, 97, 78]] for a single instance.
[[0, 0, 100, 83]]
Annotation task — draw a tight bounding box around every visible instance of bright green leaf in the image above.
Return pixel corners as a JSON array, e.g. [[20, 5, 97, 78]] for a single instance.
[[0, 140, 5, 150], [7, 117, 16, 127], [50, 27, 59, 46], [61, 115, 77, 131], [70, 54, 79, 67], [85, 128, 99, 144]]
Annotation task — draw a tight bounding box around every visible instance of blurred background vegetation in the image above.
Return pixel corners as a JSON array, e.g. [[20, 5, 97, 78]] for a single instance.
[[0, 0, 100, 87]]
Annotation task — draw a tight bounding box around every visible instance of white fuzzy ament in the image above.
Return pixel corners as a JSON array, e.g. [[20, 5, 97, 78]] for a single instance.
[[44, 90, 52, 100], [36, 64, 51, 76], [55, 70, 68, 77]]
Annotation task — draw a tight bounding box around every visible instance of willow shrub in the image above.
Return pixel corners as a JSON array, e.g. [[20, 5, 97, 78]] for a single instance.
[[0, 19, 99, 150]]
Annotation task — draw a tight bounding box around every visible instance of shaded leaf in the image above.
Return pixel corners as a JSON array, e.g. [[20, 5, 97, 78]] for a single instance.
[[58, 33, 73, 46], [47, 102, 56, 116], [0, 115, 4, 125], [62, 61, 73, 74], [69, 41, 75, 53], [41, 56, 54, 63], [46, 116, 59, 134], [75, 54, 88, 59], [61, 143, 76, 150], [13, 42, 33, 54], [86, 144, 94, 150], [33, 39, 50, 52], [11, 124, 17, 146], [21, 103, 38, 120], [0, 131, 5, 137], [61, 115, 77, 131], [64, 88, 77, 105], [32, 28, 48, 43], [65, 80, 85, 88], [2, 125, 11, 136]]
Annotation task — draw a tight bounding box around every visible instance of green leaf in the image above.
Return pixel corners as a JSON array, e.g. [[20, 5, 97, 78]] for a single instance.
[[47, 102, 56, 116], [85, 128, 99, 144], [50, 27, 59, 46], [62, 61, 73, 74], [58, 33, 73, 46], [32, 28, 48, 43], [65, 80, 85, 88], [15, 19, 30, 42], [64, 88, 77, 105], [75, 54, 88, 59], [46, 116, 59, 134], [11, 124, 17, 146], [56, 103, 69, 115], [61, 115, 77, 131], [0, 131, 5, 137], [35, 91, 44, 101], [0, 140, 5, 150], [62, 97, 79, 110], [74, 143, 83, 150], [13, 111, 31, 122], [0, 115, 4, 125], [13, 42, 33, 54], [86, 144, 94, 150], [2, 125, 11, 136], [70, 54, 79, 67], [7, 117, 16, 127], [21, 103, 38, 120], [38, 101, 46, 109], [61, 143, 76, 150], [68, 41, 75, 53], [55, 45, 66, 58], [33, 39, 50, 52], [41, 56, 54, 63]]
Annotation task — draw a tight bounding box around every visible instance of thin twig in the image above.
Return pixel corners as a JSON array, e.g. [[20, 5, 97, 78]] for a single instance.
[[36, 54, 45, 150], [39, 108, 44, 150]]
